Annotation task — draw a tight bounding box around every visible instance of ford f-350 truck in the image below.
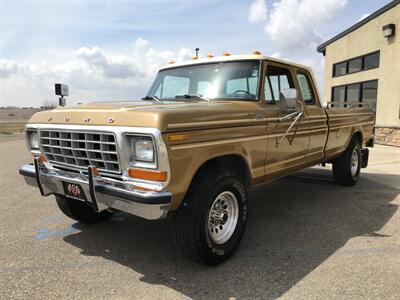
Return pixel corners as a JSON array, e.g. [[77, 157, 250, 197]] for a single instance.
[[20, 54, 374, 265]]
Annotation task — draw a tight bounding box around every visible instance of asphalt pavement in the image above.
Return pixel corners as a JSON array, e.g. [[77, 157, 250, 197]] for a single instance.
[[1, 134, 399, 299]]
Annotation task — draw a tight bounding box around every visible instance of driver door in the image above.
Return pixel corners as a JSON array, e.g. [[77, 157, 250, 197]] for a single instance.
[[263, 62, 311, 180]]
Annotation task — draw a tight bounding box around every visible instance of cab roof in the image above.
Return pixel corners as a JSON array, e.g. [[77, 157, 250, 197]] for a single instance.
[[160, 54, 313, 73]]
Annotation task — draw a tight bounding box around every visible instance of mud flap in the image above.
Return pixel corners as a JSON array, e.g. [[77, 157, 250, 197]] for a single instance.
[[361, 148, 369, 168]]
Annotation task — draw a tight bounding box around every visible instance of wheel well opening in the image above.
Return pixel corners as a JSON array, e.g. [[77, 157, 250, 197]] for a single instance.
[[196, 155, 251, 187], [352, 131, 363, 146]]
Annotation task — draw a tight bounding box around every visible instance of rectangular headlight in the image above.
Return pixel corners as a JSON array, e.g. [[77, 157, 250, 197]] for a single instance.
[[124, 135, 157, 168], [134, 140, 154, 162], [26, 130, 39, 151]]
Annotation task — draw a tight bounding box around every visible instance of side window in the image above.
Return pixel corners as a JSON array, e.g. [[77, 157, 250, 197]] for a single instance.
[[296, 72, 315, 105], [264, 65, 294, 104], [161, 76, 189, 98]]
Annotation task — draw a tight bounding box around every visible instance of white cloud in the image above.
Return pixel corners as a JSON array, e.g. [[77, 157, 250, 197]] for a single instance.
[[247, 0, 347, 95], [0, 38, 195, 107], [248, 0, 268, 23], [270, 51, 282, 59], [74, 46, 144, 79], [0, 59, 20, 79], [358, 13, 370, 21], [264, 0, 347, 52]]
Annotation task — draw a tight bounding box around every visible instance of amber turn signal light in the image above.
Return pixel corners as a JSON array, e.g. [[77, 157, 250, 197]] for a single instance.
[[32, 153, 48, 163], [128, 168, 167, 182], [39, 155, 48, 163], [167, 134, 188, 141], [91, 166, 100, 176]]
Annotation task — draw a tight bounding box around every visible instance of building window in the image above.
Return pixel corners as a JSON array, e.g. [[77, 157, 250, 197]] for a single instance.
[[332, 51, 380, 77], [348, 57, 362, 73], [332, 86, 346, 102], [363, 52, 380, 70], [361, 80, 378, 111], [331, 79, 378, 111], [347, 83, 360, 102], [333, 62, 347, 77]]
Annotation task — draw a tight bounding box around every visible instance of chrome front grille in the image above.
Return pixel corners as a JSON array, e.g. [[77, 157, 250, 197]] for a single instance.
[[39, 130, 121, 174]]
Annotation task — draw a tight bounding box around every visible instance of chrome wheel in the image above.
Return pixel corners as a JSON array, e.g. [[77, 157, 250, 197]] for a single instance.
[[207, 191, 239, 244], [350, 148, 359, 176]]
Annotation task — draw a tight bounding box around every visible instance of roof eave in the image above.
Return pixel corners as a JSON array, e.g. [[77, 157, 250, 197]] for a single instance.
[[317, 0, 400, 53]]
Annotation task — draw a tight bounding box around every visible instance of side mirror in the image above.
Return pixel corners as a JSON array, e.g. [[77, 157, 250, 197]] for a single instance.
[[279, 88, 302, 113]]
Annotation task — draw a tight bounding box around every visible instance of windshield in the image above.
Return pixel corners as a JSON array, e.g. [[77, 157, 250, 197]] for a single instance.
[[146, 61, 261, 101]]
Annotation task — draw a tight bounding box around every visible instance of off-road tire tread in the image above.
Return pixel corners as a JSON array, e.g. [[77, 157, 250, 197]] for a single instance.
[[175, 166, 247, 265], [332, 138, 361, 186]]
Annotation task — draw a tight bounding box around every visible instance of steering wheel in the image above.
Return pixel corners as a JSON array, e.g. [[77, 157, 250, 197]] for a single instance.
[[233, 90, 251, 95]]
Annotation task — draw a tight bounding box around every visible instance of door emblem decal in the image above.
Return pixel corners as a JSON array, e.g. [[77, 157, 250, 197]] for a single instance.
[[84, 117, 91, 123], [107, 117, 115, 123], [64, 117, 70, 122]]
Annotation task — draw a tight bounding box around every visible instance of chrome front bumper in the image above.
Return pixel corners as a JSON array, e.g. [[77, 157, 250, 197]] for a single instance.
[[19, 158, 172, 220]]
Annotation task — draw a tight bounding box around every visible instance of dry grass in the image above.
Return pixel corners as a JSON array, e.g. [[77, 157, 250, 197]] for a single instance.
[[0, 108, 41, 134], [0, 122, 26, 134]]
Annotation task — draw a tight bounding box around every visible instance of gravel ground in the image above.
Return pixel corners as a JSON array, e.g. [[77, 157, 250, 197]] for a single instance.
[[1, 135, 399, 299]]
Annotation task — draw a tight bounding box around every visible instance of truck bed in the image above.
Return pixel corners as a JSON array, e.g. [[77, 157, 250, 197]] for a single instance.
[[324, 107, 375, 161]]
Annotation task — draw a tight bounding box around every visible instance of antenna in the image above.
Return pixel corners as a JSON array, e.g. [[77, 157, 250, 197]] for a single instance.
[[195, 48, 199, 59]]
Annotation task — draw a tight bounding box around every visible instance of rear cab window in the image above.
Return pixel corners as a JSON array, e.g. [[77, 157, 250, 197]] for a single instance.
[[296, 71, 316, 105]]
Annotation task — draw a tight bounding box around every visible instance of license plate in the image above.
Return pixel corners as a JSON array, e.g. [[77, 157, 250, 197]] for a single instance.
[[63, 182, 86, 201]]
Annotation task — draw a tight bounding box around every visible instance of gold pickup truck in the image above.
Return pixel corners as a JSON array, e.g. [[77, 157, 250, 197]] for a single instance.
[[20, 54, 374, 265]]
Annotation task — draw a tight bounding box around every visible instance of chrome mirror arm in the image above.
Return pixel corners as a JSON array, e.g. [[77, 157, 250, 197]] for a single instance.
[[279, 111, 299, 121], [276, 111, 304, 147]]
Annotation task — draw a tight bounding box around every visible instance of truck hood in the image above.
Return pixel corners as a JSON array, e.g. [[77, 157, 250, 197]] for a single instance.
[[28, 100, 263, 132]]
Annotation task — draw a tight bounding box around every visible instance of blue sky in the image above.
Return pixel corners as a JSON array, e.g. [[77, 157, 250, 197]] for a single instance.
[[0, 0, 392, 107]]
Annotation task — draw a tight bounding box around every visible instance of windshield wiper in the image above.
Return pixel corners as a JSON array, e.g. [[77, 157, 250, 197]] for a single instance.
[[142, 95, 161, 103], [175, 94, 210, 102]]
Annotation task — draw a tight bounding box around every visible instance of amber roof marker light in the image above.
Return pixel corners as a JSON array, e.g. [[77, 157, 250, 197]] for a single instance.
[[253, 50, 263, 55]]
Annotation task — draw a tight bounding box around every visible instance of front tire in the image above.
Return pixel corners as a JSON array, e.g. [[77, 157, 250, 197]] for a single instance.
[[55, 195, 113, 223], [332, 138, 361, 186], [175, 167, 248, 265]]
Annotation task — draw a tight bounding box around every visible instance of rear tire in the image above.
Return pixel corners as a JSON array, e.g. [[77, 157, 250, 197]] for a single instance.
[[175, 166, 248, 265], [55, 195, 112, 223], [332, 138, 361, 186]]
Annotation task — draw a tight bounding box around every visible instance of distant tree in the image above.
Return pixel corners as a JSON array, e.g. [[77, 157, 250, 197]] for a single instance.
[[41, 99, 57, 110]]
